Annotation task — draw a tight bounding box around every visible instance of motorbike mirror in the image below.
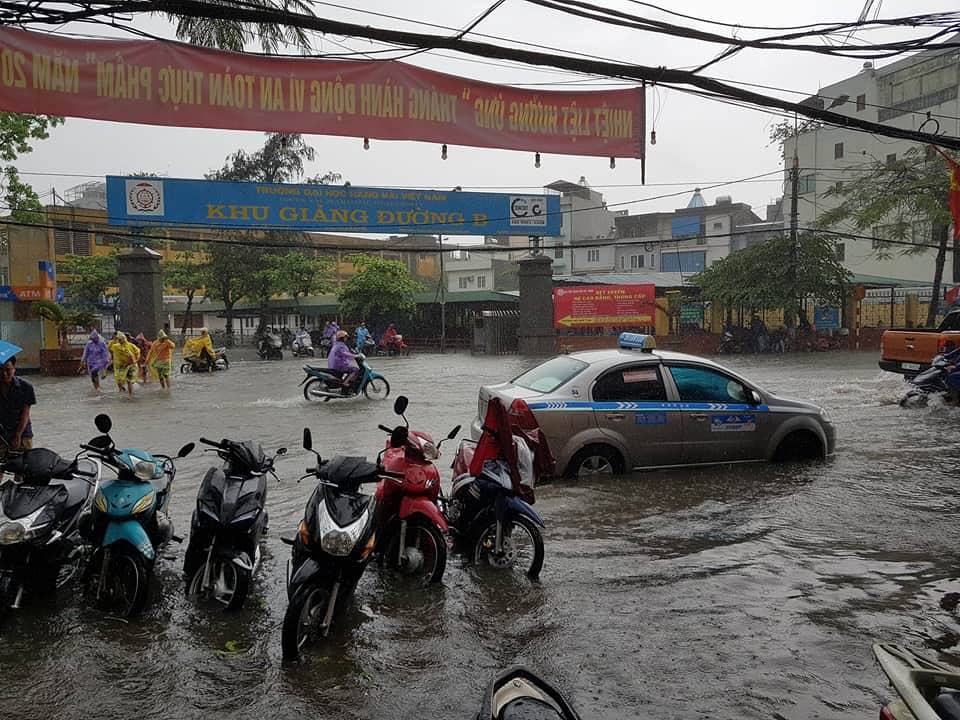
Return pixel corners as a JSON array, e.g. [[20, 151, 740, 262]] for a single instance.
[[302, 428, 313, 452], [177, 442, 195, 458], [447, 424, 461, 440], [94, 413, 112, 433], [390, 425, 409, 448], [276, 447, 288, 456], [393, 396, 409, 417]]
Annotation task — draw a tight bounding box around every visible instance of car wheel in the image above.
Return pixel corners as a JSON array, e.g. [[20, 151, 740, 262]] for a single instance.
[[773, 431, 822, 462], [566, 445, 623, 479]]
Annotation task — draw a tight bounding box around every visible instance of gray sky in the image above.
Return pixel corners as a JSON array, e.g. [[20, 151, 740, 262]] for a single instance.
[[15, 0, 960, 228]]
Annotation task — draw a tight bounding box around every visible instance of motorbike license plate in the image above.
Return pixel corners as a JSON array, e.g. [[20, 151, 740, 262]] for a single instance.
[[902, 362, 921, 371]]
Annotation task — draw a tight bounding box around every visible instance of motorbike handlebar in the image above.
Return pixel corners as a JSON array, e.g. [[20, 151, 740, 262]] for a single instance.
[[377, 424, 393, 434], [199, 437, 224, 448]]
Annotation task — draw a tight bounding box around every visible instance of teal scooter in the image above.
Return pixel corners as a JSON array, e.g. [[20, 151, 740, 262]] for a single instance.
[[79, 414, 194, 616]]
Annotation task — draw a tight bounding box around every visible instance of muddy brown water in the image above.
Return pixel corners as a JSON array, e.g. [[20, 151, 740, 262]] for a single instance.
[[1, 351, 958, 719]]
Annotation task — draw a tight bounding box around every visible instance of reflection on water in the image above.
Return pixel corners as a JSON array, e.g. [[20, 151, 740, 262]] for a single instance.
[[2, 351, 959, 719]]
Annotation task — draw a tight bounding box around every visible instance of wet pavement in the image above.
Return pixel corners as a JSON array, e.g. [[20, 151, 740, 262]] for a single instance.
[[2, 350, 959, 719]]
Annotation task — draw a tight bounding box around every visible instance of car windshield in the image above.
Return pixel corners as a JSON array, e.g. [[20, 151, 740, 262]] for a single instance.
[[512, 356, 589, 393]]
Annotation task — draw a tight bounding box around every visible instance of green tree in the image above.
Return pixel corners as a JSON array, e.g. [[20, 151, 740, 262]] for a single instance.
[[272, 251, 335, 302], [56, 253, 118, 306], [0, 113, 63, 221], [202, 242, 260, 339], [31, 299, 96, 348], [163, 251, 209, 338], [164, 0, 315, 54], [338, 255, 423, 322], [693, 233, 851, 316], [817, 146, 955, 327]]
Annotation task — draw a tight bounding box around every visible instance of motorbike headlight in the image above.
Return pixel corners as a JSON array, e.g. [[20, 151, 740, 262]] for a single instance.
[[321, 529, 357, 556], [133, 460, 156, 482], [317, 501, 366, 556], [422, 441, 439, 460], [94, 490, 107, 512], [0, 521, 25, 545], [131, 490, 156, 515]]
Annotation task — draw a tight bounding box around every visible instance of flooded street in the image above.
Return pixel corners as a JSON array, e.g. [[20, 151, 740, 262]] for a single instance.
[[2, 350, 959, 719]]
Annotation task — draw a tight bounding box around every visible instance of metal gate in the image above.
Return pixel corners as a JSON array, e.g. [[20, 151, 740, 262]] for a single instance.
[[472, 310, 519, 355]]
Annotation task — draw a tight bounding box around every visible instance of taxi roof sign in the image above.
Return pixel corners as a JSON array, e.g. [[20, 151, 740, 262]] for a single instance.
[[618, 332, 656, 351]]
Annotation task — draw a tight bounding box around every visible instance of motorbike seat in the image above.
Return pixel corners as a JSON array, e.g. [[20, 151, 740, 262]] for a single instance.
[[2, 448, 76, 484], [304, 364, 329, 374]]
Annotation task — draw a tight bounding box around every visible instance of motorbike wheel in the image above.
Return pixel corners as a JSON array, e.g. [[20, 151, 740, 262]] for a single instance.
[[307, 348, 315, 357], [91, 546, 150, 617], [474, 515, 545, 580], [281, 582, 333, 661], [186, 560, 250, 612], [180, 363, 192, 373], [221, 357, 230, 370], [362, 377, 390, 400], [381, 519, 446, 584], [303, 378, 328, 402], [899, 390, 930, 408]]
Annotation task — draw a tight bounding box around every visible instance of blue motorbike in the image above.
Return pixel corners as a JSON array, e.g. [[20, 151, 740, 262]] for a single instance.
[[79, 413, 194, 616], [300, 353, 390, 402]]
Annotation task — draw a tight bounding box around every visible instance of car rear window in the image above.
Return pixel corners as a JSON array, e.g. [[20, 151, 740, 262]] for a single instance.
[[512, 356, 589, 393], [593, 365, 666, 402]]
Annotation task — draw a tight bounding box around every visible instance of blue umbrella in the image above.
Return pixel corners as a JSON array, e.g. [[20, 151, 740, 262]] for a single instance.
[[0, 340, 23, 365]]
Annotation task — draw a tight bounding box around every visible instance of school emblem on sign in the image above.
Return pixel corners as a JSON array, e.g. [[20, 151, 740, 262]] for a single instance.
[[125, 179, 164, 216]]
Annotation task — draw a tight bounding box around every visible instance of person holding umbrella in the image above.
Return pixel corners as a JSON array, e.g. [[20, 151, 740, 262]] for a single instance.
[[0, 342, 35, 458]]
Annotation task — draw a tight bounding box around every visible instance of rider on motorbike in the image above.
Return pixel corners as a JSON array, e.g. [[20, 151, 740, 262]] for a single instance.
[[183, 328, 216, 371], [328, 330, 359, 395], [355, 322, 370, 352], [293, 326, 312, 352]]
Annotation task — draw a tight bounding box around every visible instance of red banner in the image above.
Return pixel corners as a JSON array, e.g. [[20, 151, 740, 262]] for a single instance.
[[0, 28, 644, 159], [553, 284, 655, 328]]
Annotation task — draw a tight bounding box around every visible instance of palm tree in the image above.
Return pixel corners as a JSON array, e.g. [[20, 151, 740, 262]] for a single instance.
[[32, 299, 96, 349]]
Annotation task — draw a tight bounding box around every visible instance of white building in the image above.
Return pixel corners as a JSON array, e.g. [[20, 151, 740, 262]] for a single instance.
[[782, 43, 960, 284], [443, 246, 495, 292], [543, 178, 624, 275]]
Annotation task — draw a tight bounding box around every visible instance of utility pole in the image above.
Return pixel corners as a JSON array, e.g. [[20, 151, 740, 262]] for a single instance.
[[789, 150, 800, 325], [438, 234, 446, 354]]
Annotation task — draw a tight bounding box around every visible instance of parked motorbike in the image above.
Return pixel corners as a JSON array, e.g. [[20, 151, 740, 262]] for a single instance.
[[78, 413, 194, 616], [280, 428, 381, 661], [300, 354, 390, 402], [718, 330, 741, 354], [900, 348, 960, 407], [443, 397, 552, 580], [257, 331, 283, 360], [0, 444, 100, 614], [477, 666, 581, 720], [873, 643, 960, 720], [291, 335, 316, 358], [183, 437, 286, 611], [373, 396, 459, 585], [180, 347, 229, 373]]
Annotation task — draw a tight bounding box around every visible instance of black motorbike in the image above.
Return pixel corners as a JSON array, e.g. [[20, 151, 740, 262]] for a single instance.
[[257, 331, 283, 361], [280, 428, 384, 661], [0, 446, 100, 614], [477, 666, 581, 720], [900, 348, 960, 407], [183, 437, 286, 611], [180, 347, 229, 373]]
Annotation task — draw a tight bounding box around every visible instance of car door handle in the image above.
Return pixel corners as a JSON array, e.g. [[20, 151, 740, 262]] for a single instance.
[[604, 414, 626, 421], [689, 414, 709, 421]]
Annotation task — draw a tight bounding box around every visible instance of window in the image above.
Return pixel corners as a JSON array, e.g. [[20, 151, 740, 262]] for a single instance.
[[458, 276, 469, 289], [886, 153, 897, 166], [593, 365, 666, 402], [451, 249, 470, 261], [797, 174, 816, 194], [554, 246, 563, 259], [836, 243, 845, 261], [512, 356, 589, 393], [649, 254, 655, 268], [619, 256, 625, 269], [712, 222, 723, 230], [834, 142, 844, 159], [587, 249, 600, 263], [668, 366, 750, 404], [661, 251, 706, 273], [630, 254, 644, 269], [856, 93, 866, 111], [476, 275, 487, 289]]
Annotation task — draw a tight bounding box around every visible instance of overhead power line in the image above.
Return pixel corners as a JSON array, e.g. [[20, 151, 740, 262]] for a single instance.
[[8, 0, 960, 152]]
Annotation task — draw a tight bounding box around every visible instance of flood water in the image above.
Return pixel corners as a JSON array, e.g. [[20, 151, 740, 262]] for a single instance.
[[1, 350, 958, 719]]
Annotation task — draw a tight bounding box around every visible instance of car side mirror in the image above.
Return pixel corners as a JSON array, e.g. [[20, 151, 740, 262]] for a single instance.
[[177, 442, 195, 458], [302, 428, 312, 452], [94, 413, 112, 433], [749, 389, 763, 406]]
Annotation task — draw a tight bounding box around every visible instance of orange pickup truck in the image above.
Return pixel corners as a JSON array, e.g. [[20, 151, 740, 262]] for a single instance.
[[879, 309, 960, 375]]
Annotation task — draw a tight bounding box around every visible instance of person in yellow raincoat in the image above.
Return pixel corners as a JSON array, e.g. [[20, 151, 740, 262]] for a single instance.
[[108, 331, 140, 396], [146, 329, 176, 390], [183, 327, 217, 372]]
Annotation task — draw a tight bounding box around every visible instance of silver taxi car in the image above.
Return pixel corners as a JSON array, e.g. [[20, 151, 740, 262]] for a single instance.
[[472, 334, 835, 478]]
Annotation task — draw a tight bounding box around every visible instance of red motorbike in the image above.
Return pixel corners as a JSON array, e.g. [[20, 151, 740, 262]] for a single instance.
[[374, 396, 460, 584]]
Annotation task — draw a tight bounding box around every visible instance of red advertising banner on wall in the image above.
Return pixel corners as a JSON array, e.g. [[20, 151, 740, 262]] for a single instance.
[[553, 284, 656, 328], [0, 28, 644, 159]]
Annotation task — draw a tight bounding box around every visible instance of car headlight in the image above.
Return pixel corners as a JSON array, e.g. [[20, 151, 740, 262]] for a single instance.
[[819, 406, 832, 423], [422, 441, 439, 460], [130, 490, 156, 515], [133, 460, 156, 481], [94, 490, 107, 512], [0, 521, 25, 545]]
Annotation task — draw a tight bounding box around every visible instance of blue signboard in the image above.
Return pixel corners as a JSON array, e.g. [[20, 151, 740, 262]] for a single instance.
[[814, 307, 840, 330], [106, 176, 561, 236], [0, 286, 16, 302]]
